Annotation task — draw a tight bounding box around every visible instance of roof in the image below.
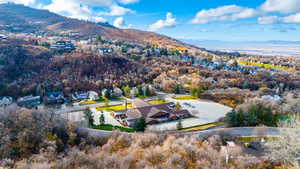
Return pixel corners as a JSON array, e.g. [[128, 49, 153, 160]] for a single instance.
[[172, 109, 190, 116], [136, 102, 174, 117], [46, 92, 64, 97], [115, 100, 191, 124], [132, 99, 151, 108], [126, 108, 142, 121]]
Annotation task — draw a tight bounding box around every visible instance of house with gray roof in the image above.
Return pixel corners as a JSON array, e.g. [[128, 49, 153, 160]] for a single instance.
[[113, 99, 191, 127]]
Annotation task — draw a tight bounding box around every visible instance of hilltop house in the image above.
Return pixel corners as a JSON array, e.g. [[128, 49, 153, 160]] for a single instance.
[[0, 96, 13, 107], [113, 99, 191, 127], [98, 48, 113, 54], [72, 91, 99, 102], [17, 95, 41, 108], [44, 92, 65, 104], [50, 41, 76, 51]]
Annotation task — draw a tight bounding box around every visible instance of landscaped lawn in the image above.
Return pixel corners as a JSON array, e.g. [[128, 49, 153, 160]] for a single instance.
[[149, 99, 166, 105], [79, 100, 97, 105], [96, 104, 133, 112], [238, 60, 297, 72], [174, 95, 198, 100], [96, 96, 125, 102], [92, 124, 135, 132], [181, 122, 224, 131]]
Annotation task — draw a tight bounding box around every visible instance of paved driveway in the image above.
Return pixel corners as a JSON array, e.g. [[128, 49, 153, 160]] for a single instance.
[[148, 98, 232, 131]]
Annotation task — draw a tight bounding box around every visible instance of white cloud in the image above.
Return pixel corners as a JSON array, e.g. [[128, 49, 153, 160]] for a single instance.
[[43, 0, 106, 22], [148, 12, 177, 31], [283, 13, 300, 23], [118, 0, 139, 4], [42, 0, 136, 22], [191, 5, 258, 24], [113, 17, 132, 29], [258, 16, 280, 24], [0, 0, 36, 6], [106, 5, 134, 16], [261, 0, 300, 14]]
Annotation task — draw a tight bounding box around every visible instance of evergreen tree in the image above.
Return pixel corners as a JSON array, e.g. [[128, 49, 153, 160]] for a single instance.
[[174, 83, 181, 94], [133, 117, 147, 132], [144, 85, 151, 97], [99, 111, 105, 126], [84, 108, 94, 127], [103, 89, 111, 99], [177, 119, 183, 130], [137, 86, 143, 96]]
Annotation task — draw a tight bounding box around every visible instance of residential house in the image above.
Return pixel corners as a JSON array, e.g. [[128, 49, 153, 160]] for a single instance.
[[17, 95, 41, 108], [101, 89, 111, 98], [112, 87, 123, 98], [113, 99, 191, 127], [50, 41, 76, 51], [44, 92, 65, 104], [0, 96, 13, 107], [72, 91, 99, 102], [0, 34, 8, 40], [98, 48, 113, 55]]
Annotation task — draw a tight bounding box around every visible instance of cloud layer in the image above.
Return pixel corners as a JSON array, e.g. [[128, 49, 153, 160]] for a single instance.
[[261, 0, 300, 14], [191, 5, 257, 24], [113, 17, 132, 29], [148, 12, 177, 31], [189, 0, 300, 33], [0, 0, 137, 23]]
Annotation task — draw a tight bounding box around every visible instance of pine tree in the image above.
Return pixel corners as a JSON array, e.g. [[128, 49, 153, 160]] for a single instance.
[[174, 83, 181, 94], [99, 111, 105, 126], [84, 108, 94, 127], [133, 117, 147, 132], [177, 119, 183, 130], [144, 85, 151, 97]]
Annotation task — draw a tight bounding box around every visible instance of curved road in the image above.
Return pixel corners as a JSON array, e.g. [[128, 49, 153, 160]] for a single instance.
[[79, 127, 284, 138]]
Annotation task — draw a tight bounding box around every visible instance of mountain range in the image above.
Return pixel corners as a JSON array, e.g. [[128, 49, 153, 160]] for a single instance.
[[0, 3, 202, 53]]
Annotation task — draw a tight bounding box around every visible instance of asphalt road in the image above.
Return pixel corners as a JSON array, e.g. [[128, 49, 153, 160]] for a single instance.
[[79, 127, 284, 138]]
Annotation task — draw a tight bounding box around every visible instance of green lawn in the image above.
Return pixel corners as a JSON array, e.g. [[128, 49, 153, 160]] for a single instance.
[[92, 124, 135, 132], [174, 95, 198, 100], [148, 99, 166, 105], [96, 96, 125, 102], [236, 136, 278, 142], [96, 104, 133, 112]]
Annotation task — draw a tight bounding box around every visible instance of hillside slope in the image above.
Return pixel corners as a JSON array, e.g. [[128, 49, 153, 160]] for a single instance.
[[0, 3, 204, 52]]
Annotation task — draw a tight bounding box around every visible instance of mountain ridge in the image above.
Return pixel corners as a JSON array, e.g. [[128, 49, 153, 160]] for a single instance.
[[0, 3, 204, 53]]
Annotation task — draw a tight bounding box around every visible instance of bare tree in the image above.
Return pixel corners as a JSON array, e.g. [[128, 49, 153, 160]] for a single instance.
[[265, 119, 300, 168]]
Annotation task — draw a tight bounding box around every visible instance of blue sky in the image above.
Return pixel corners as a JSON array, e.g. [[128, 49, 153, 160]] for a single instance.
[[1, 0, 300, 41]]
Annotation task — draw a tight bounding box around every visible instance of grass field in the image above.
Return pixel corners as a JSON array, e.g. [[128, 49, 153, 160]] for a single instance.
[[96, 96, 125, 102], [148, 99, 166, 105], [92, 124, 135, 132], [96, 104, 133, 112], [174, 95, 198, 100], [238, 60, 296, 72], [236, 136, 278, 142], [79, 100, 97, 105], [181, 122, 224, 131]]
